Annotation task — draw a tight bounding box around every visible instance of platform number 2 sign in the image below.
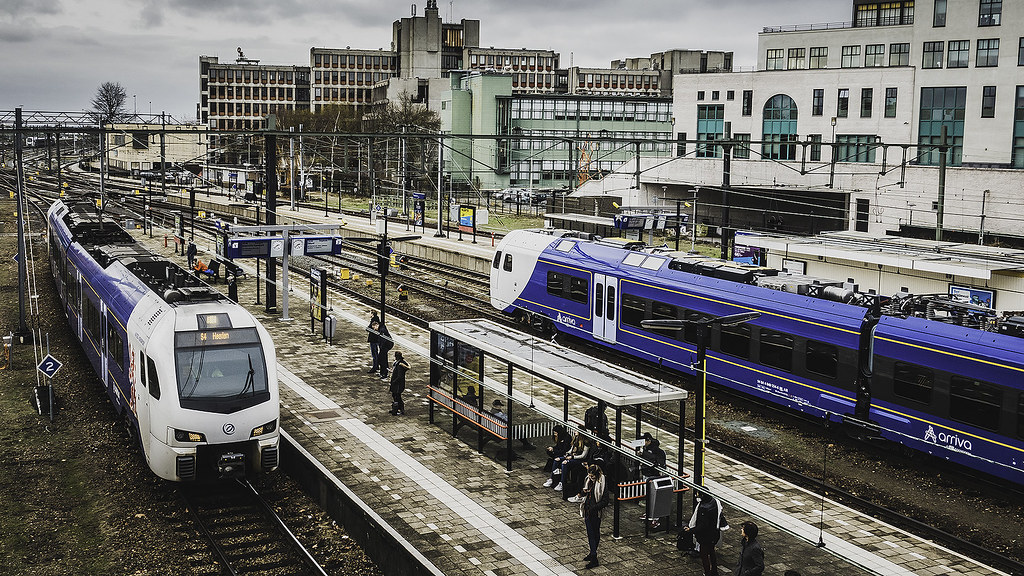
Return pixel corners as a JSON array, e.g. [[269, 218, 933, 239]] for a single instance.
[[37, 354, 63, 379]]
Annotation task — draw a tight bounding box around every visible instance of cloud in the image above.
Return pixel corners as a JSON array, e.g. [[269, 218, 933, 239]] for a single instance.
[[0, 0, 61, 19]]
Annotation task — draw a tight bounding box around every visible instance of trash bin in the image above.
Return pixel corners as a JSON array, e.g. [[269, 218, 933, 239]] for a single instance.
[[646, 476, 675, 530], [323, 315, 336, 344]]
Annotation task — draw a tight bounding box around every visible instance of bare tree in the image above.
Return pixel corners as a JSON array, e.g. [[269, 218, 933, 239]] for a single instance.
[[91, 82, 128, 124]]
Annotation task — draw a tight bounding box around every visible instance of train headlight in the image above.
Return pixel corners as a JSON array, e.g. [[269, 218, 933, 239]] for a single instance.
[[250, 420, 277, 438], [174, 429, 207, 443]]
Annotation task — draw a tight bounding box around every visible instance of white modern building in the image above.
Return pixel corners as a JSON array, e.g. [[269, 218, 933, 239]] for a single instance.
[[588, 0, 1024, 244]]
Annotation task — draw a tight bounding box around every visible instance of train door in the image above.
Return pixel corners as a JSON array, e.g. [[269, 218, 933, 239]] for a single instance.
[[134, 351, 153, 456], [593, 274, 618, 344], [100, 302, 109, 389]]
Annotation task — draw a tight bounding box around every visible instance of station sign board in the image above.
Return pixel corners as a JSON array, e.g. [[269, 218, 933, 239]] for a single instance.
[[289, 236, 345, 257], [224, 237, 285, 259]]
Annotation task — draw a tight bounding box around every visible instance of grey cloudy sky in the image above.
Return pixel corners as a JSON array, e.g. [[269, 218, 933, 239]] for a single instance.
[[0, 0, 850, 120]]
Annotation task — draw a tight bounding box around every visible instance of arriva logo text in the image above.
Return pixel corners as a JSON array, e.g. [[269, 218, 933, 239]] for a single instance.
[[556, 313, 578, 328], [924, 425, 973, 453]]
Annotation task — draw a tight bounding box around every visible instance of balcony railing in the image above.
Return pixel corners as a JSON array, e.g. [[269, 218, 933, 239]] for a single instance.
[[762, 21, 855, 33]]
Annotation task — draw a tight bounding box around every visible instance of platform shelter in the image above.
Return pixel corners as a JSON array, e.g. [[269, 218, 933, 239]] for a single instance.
[[427, 319, 689, 534]]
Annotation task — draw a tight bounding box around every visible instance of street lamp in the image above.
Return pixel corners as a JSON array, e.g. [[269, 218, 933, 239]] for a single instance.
[[642, 311, 761, 489]]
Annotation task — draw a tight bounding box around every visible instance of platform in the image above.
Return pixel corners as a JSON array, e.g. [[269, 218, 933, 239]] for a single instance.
[[130, 213, 1010, 576]]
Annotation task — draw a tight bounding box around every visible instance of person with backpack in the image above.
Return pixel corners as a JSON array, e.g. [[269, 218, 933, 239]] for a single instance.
[[366, 313, 381, 374], [580, 464, 609, 569], [733, 521, 765, 576], [388, 351, 410, 415], [684, 490, 729, 576]]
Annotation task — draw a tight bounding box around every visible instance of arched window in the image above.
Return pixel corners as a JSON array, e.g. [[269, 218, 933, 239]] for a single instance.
[[762, 94, 799, 160]]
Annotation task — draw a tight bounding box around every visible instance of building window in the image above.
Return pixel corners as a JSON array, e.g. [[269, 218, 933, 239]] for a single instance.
[[885, 87, 898, 117], [809, 134, 822, 162], [856, 3, 878, 27], [766, 49, 785, 70], [809, 47, 828, 69], [697, 105, 725, 158], [841, 45, 861, 68], [861, 88, 873, 117], [762, 94, 799, 161], [1020, 38, 1024, 66], [1013, 86, 1024, 167], [865, 44, 885, 66], [918, 86, 966, 166], [923, 41, 944, 68], [979, 0, 1001, 26], [712, 90, 720, 101], [933, 0, 946, 26], [948, 40, 970, 68], [812, 89, 824, 116], [733, 133, 751, 159], [879, 2, 901, 25], [836, 134, 879, 162], [697, 91, 705, 101], [742, 90, 753, 116], [837, 88, 849, 118], [902, 2, 915, 24], [982, 86, 997, 118], [727, 90, 735, 101], [889, 43, 910, 66], [977, 39, 999, 67], [788, 48, 805, 70]]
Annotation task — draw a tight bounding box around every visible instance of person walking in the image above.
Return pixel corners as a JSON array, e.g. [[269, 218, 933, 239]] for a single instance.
[[389, 351, 410, 415], [687, 490, 729, 576], [366, 313, 381, 374], [580, 464, 609, 569], [377, 321, 394, 379], [734, 521, 765, 576]]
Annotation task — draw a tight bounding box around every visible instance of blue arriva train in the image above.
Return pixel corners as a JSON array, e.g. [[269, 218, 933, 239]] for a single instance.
[[491, 229, 1024, 485], [47, 200, 280, 481]]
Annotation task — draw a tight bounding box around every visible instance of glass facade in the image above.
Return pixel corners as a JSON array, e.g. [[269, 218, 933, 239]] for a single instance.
[[696, 105, 724, 158], [762, 94, 798, 161], [918, 87, 966, 166], [835, 135, 879, 163]]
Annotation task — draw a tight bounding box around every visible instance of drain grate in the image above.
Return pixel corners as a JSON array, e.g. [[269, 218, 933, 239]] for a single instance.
[[308, 409, 342, 421]]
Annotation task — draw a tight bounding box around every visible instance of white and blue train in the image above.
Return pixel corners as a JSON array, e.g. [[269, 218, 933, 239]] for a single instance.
[[491, 229, 1024, 485], [47, 200, 280, 481]]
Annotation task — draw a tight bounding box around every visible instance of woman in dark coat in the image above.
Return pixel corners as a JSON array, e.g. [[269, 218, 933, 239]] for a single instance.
[[366, 314, 381, 373], [389, 351, 410, 415], [687, 491, 728, 576], [580, 464, 609, 569], [734, 521, 765, 576]]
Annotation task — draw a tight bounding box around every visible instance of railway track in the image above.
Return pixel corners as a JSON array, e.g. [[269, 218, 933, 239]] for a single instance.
[[180, 479, 329, 576], [17, 167, 1024, 575]]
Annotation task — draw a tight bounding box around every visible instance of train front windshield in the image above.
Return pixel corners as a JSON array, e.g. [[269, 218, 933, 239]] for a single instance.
[[174, 328, 270, 413]]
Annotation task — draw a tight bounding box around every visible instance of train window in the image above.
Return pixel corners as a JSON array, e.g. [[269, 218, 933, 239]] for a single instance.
[[503, 253, 513, 272], [1017, 394, 1024, 439], [652, 301, 678, 322], [146, 356, 161, 400], [606, 286, 615, 321], [720, 324, 751, 359], [949, 376, 1002, 432], [84, 300, 101, 338], [760, 329, 794, 372], [106, 323, 124, 370], [621, 294, 646, 328], [569, 277, 588, 304], [594, 284, 603, 318], [547, 271, 564, 297], [805, 340, 838, 379], [492, 251, 502, 269], [892, 362, 933, 405]]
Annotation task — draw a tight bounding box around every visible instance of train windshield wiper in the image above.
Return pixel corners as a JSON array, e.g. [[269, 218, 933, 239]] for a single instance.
[[237, 354, 255, 398]]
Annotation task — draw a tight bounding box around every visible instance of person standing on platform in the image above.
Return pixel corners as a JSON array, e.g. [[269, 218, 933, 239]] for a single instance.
[[186, 241, 197, 269], [366, 313, 381, 374], [389, 351, 410, 415], [733, 521, 765, 576], [377, 321, 394, 380], [583, 400, 610, 441], [580, 464, 609, 569], [687, 490, 729, 576]]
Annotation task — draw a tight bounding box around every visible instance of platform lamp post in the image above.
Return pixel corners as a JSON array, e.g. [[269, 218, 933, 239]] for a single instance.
[[642, 311, 760, 493]]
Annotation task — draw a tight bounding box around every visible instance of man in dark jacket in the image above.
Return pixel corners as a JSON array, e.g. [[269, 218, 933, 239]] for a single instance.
[[687, 491, 728, 576], [637, 433, 667, 479], [389, 351, 410, 415], [734, 521, 764, 576], [583, 400, 610, 440]]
